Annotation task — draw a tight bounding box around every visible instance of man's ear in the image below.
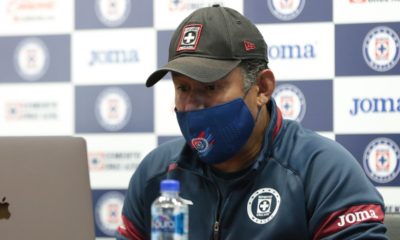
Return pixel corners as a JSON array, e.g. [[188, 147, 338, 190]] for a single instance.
[[256, 69, 275, 107]]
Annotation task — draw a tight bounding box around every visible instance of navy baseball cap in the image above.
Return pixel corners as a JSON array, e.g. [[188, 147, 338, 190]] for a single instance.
[[146, 4, 268, 87]]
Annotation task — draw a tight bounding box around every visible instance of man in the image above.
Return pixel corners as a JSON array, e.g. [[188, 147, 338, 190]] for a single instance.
[[117, 5, 387, 239]]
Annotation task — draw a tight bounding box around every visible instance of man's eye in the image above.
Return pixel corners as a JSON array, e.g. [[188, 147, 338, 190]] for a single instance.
[[205, 84, 216, 90], [176, 85, 188, 92]]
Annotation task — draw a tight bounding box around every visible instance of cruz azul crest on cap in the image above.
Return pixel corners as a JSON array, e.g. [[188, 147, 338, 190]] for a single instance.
[[177, 24, 203, 52]]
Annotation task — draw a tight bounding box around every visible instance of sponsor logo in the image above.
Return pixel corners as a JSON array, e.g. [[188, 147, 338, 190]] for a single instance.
[[268, 43, 316, 60], [95, 0, 131, 27], [247, 188, 281, 224], [337, 209, 379, 227], [95, 191, 125, 236], [6, 0, 57, 22], [168, 0, 187, 11], [14, 38, 49, 81], [5, 101, 58, 121], [315, 204, 383, 239], [89, 49, 139, 66], [362, 26, 400, 72], [168, 0, 224, 11], [267, 0, 306, 21], [95, 87, 132, 131], [0, 197, 11, 220], [244, 40, 257, 51], [177, 24, 203, 51], [350, 0, 400, 3], [89, 151, 141, 171], [363, 137, 400, 183], [272, 84, 306, 122], [349, 97, 400, 116]]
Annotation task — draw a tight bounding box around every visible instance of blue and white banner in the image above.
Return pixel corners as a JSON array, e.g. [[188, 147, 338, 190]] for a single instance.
[[0, 1, 399, 238]]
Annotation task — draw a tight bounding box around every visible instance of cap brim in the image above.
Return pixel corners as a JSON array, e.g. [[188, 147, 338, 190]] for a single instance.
[[146, 56, 241, 87]]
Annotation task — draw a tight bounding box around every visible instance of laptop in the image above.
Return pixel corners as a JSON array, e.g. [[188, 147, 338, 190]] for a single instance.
[[0, 136, 95, 240]]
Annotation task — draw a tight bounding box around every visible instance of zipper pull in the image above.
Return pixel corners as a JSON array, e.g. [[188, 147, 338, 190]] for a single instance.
[[213, 221, 220, 240]]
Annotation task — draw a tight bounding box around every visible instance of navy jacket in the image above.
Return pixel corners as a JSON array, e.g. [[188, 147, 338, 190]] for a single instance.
[[117, 100, 387, 240]]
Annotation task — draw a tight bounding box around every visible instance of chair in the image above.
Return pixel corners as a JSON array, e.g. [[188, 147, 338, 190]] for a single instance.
[[385, 213, 400, 240]]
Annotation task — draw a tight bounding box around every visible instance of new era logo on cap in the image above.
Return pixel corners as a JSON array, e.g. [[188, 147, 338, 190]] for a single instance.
[[177, 24, 203, 52], [244, 40, 256, 51]]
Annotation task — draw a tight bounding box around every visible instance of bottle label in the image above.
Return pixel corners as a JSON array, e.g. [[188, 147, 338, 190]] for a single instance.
[[151, 212, 187, 239]]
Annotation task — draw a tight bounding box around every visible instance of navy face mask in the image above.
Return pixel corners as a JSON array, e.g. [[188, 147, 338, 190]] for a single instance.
[[176, 98, 256, 164]]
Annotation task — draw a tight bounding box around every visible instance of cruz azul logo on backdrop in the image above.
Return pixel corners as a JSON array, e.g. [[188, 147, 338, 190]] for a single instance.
[[247, 188, 281, 224], [95, 191, 125, 236], [362, 26, 400, 72], [272, 84, 306, 122], [363, 137, 400, 183], [349, 97, 400, 116], [14, 38, 49, 81], [267, 0, 306, 21], [168, 0, 187, 11], [95, 87, 132, 131], [95, 0, 131, 27], [168, 0, 224, 11]]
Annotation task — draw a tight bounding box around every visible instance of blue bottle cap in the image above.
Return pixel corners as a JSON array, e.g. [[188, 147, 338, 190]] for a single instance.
[[160, 179, 180, 191]]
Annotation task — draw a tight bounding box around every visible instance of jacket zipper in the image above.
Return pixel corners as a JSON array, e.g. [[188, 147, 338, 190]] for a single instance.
[[211, 178, 251, 240], [175, 166, 222, 240], [213, 220, 220, 240], [212, 181, 222, 240], [174, 165, 259, 240]]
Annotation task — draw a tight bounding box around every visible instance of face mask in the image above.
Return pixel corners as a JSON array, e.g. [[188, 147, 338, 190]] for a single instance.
[[176, 98, 256, 164]]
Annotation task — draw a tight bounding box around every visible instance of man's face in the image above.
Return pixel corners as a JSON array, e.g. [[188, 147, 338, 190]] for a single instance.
[[172, 67, 248, 112]]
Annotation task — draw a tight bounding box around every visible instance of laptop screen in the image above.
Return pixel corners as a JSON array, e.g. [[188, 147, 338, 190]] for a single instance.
[[0, 136, 95, 240]]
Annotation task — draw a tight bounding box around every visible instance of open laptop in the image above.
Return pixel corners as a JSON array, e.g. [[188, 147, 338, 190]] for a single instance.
[[0, 136, 95, 239]]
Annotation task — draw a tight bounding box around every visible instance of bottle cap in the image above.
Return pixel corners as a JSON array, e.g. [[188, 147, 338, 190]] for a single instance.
[[160, 179, 180, 191]]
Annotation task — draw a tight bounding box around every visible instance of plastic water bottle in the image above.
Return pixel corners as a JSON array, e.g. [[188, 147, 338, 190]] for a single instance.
[[151, 179, 188, 240]]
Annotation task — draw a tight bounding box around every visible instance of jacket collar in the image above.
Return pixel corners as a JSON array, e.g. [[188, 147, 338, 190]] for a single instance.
[[250, 98, 283, 171]]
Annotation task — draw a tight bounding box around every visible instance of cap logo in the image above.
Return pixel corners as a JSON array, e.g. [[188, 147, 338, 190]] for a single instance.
[[244, 40, 256, 51], [176, 24, 203, 52]]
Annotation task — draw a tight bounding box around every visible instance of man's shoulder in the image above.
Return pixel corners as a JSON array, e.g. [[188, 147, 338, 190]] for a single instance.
[[277, 120, 358, 174], [137, 137, 187, 179], [151, 137, 187, 158]]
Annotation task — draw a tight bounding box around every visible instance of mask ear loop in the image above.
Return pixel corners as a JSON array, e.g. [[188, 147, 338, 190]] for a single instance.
[[254, 105, 263, 122], [242, 86, 263, 123]]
